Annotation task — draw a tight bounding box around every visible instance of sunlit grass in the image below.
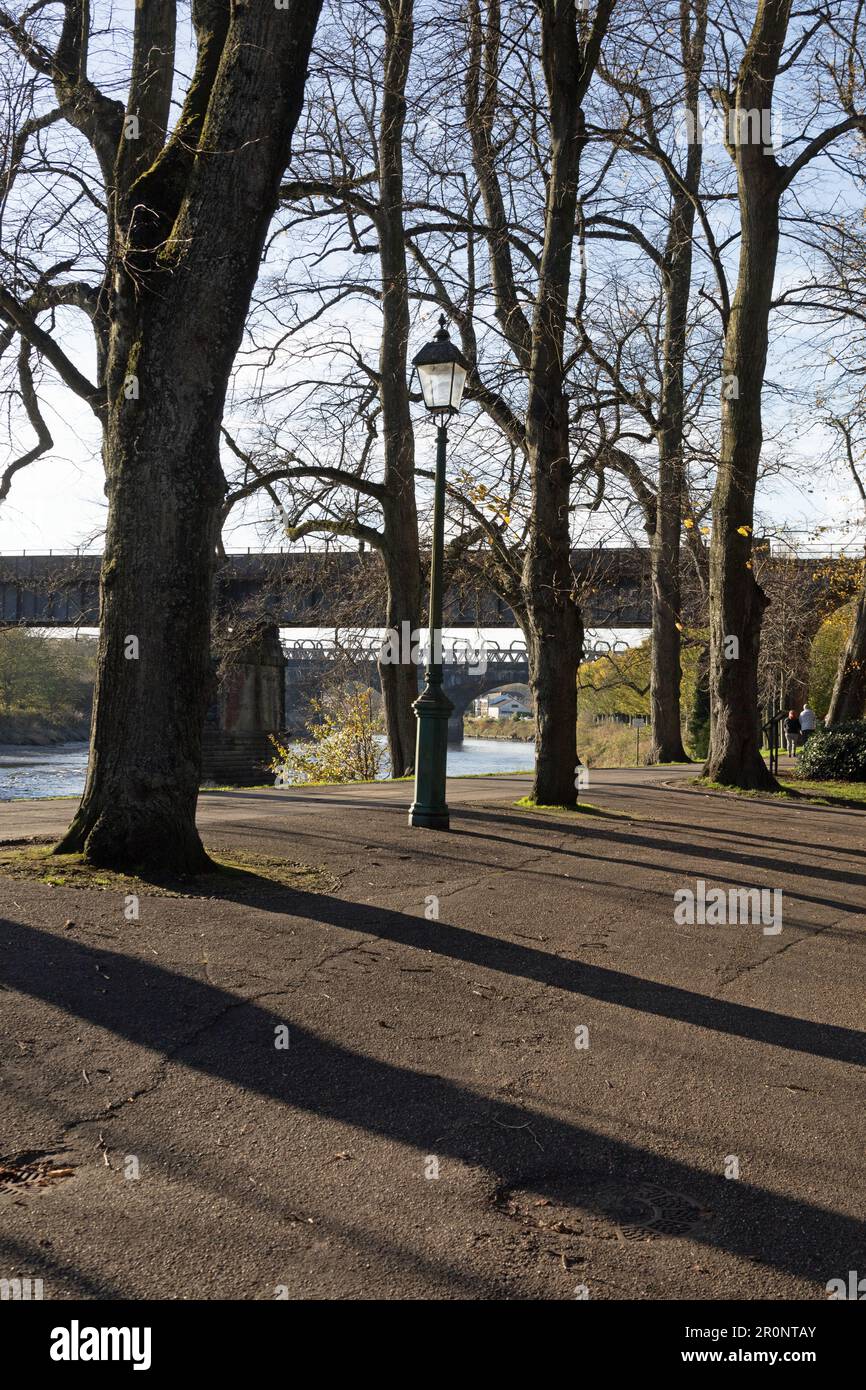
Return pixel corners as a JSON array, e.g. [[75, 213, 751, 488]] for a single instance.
[[0, 843, 335, 895], [513, 795, 632, 819], [780, 778, 866, 806], [691, 776, 865, 808]]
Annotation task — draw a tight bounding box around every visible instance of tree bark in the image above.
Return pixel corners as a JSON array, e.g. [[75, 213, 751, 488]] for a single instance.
[[376, 0, 421, 778], [703, 0, 792, 790], [56, 0, 322, 870], [457, 0, 613, 807], [687, 640, 711, 758], [524, 592, 584, 805], [524, 389, 584, 804], [57, 368, 223, 870], [524, 0, 613, 806], [649, 100, 705, 763], [649, 507, 687, 760], [826, 562, 866, 724], [379, 532, 420, 775]]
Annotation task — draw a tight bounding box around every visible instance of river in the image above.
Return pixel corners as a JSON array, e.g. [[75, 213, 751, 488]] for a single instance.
[[0, 737, 535, 801]]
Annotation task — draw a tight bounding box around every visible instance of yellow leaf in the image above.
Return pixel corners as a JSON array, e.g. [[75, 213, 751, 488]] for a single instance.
[[737, 525, 751, 536], [683, 518, 694, 529]]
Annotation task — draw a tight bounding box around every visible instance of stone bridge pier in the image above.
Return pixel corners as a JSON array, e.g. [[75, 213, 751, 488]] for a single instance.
[[202, 624, 286, 785]]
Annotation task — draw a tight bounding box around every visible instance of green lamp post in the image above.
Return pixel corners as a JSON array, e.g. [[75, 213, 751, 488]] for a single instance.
[[408, 316, 469, 830]]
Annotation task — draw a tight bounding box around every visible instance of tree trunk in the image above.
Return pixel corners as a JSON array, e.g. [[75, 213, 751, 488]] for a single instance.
[[704, 320, 778, 788], [56, 0, 322, 870], [705, 547, 772, 786], [379, 656, 419, 776], [687, 640, 711, 759], [57, 384, 223, 871], [377, 0, 421, 780], [649, 443, 688, 762], [703, 0, 791, 790], [525, 395, 584, 805], [826, 565, 866, 724], [379, 538, 420, 776], [522, 3, 610, 806], [525, 591, 583, 806], [648, 177, 700, 764], [523, 455, 583, 807], [461, 0, 613, 807]]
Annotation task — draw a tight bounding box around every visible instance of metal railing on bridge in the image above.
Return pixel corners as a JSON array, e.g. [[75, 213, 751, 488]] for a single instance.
[[281, 634, 631, 665]]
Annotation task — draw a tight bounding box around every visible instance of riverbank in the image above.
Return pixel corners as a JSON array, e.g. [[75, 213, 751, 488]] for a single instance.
[[464, 716, 534, 741], [464, 715, 676, 767], [0, 712, 90, 745]]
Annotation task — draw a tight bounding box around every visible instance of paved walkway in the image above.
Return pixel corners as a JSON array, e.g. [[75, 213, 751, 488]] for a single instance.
[[1, 768, 864, 1299]]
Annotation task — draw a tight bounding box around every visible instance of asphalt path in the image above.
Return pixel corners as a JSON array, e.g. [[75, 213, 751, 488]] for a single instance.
[[1, 766, 864, 1299]]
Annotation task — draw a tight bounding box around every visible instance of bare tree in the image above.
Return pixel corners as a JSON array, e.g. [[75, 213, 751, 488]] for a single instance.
[[232, 0, 617, 807], [704, 0, 866, 787], [271, 0, 421, 776], [0, 0, 322, 870], [581, 0, 710, 762], [397, 0, 616, 805]]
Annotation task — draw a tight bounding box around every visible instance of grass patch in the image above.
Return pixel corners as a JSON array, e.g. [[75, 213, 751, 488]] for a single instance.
[[454, 769, 532, 779], [513, 795, 631, 819], [0, 841, 336, 899], [691, 776, 799, 800], [779, 778, 866, 807], [2, 793, 81, 801], [690, 776, 865, 809], [199, 783, 274, 792]]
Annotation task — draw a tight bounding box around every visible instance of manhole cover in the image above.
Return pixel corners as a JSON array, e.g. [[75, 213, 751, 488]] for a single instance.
[[494, 1171, 707, 1242], [0, 1153, 75, 1195], [594, 1183, 703, 1239]]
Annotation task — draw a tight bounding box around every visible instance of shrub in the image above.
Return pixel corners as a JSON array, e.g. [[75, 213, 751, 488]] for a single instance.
[[798, 721, 866, 781], [270, 685, 384, 786]]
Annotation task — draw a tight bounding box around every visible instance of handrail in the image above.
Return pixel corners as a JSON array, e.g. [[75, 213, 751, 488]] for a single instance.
[[762, 706, 786, 776]]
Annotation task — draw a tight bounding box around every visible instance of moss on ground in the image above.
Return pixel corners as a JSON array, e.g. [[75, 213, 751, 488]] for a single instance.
[[0, 841, 336, 899], [513, 795, 632, 819], [690, 776, 865, 809], [780, 778, 866, 806]]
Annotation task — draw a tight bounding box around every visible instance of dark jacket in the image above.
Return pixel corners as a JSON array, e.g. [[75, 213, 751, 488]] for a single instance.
[[784, 716, 800, 737]]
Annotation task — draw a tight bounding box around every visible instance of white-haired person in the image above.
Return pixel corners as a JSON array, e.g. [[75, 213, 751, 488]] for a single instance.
[[799, 703, 817, 745]]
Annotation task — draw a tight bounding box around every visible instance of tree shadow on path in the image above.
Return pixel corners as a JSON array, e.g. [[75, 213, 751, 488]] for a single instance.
[[2, 914, 864, 1288]]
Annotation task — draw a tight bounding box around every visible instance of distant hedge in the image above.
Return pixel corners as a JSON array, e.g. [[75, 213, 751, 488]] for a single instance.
[[798, 721, 866, 781]]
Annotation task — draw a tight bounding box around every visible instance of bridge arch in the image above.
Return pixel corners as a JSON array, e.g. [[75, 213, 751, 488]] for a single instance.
[[442, 650, 531, 743]]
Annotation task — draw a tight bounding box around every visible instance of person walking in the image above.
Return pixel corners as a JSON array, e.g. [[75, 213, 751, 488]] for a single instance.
[[784, 709, 801, 757], [799, 703, 817, 745]]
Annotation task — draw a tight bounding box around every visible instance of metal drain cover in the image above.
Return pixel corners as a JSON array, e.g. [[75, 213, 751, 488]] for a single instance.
[[0, 1153, 75, 1196], [593, 1183, 703, 1239], [495, 1171, 707, 1241]]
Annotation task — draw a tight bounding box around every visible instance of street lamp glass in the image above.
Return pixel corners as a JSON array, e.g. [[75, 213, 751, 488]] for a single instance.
[[417, 359, 467, 414], [412, 317, 469, 416]]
